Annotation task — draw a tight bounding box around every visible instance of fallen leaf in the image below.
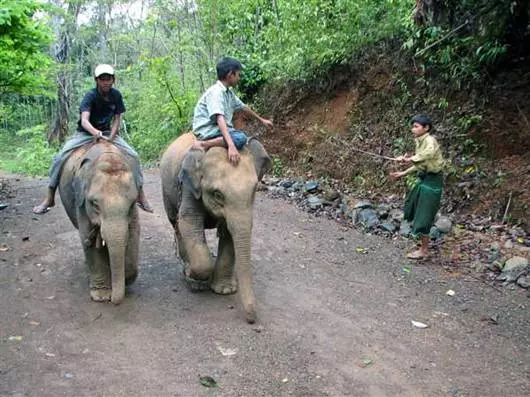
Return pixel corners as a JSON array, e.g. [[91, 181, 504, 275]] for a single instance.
[[45, 353, 56, 358], [46, 296, 55, 300], [28, 321, 40, 326], [0, 244, 9, 252], [446, 289, 456, 296], [282, 378, 289, 383], [411, 320, 429, 329], [199, 375, 217, 388], [8, 335, 23, 341], [216, 345, 238, 357], [356, 247, 367, 253], [358, 357, 373, 368]]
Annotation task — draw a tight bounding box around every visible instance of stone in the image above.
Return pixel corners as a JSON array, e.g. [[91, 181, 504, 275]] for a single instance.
[[389, 209, 404, 222], [504, 240, 514, 249], [502, 256, 529, 273], [307, 195, 324, 210], [380, 223, 396, 233], [434, 216, 452, 233], [429, 226, 443, 239], [323, 190, 340, 201], [358, 208, 380, 229], [353, 200, 373, 209], [304, 181, 319, 193], [517, 275, 530, 289], [376, 204, 391, 218], [399, 221, 412, 236], [281, 180, 295, 188]]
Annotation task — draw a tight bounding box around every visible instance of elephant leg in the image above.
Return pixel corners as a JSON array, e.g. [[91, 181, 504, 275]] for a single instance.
[[125, 208, 139, 286], [174, 222, 189, 263], [210, 223, 237, 295], [85, 244, 112, 302], [178, 191, 214, 291]]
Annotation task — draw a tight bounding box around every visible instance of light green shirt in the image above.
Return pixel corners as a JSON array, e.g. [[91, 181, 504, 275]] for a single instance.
[[404, 133, 445, 174], [192, 80, 245, 140]]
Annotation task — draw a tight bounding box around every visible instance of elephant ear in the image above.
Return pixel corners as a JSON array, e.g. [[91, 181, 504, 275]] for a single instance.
[[247, 137, 272, 181], [73, 158, 91, 208], [178, 148, 204, 200]]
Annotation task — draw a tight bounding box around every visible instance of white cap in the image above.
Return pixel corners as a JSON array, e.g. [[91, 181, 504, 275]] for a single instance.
[[94, 64, 115, 78]]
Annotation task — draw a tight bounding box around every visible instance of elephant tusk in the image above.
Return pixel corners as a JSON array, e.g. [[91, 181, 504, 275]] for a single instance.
[[102, 239, 106, 247]]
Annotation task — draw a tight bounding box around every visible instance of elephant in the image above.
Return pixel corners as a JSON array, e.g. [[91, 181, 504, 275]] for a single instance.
[[58, 140, 140, 304], [160, 133, 271, 323]]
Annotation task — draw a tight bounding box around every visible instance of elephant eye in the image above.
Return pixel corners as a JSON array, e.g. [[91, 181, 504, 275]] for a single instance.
[[212, 190, 224, 202], [89, 198, 99, 211]]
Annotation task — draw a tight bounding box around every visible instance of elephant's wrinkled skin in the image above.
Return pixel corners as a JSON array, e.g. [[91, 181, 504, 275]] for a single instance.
[[59, 141, 140, 304], [160, 133, 271, 323]]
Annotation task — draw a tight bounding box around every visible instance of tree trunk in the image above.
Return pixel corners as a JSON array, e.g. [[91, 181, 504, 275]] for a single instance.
[[48, 1, 81, 143]]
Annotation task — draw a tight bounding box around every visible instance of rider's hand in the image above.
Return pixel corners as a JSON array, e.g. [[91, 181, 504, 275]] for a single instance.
[[227, 144, 240, 165], [261, 118, 274, 130]]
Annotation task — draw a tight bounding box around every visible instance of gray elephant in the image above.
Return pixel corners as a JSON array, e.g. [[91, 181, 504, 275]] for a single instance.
[[58, 140, 140, 304], [160, 133, 271, 323]]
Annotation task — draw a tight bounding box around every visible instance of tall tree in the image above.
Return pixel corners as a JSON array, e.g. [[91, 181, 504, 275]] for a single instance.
[[0, 0, 54, 95]]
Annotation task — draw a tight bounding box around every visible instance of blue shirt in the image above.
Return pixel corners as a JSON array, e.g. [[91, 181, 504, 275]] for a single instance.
[[192, 81, 245, 140]]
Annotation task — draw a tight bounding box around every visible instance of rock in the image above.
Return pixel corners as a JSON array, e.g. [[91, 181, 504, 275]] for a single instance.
[[429, 226, 443, 239], [0, 203, 8, 210], [281, 180, 295, 188], [504, 240, 514, 249], [434, 216, 452, 233], [517, 275, 530, 289], [486, 260, 503, 272], [380, 223, 396, 233], [389, 209, 404, 222], [497, 256, 529, 283], [358, 208, 379, 229], [304, 181, 319, 193], [307, 195, 324, 210], [353, 200, 373, 209], [502, 256, 529, 273], [399, 221, 412, 236], [490, 242, 501, 251], [376, 204, 391, 218], [323, 190, 340, 201]]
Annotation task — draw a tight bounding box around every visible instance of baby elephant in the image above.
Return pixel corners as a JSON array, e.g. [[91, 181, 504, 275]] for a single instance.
[[160, 133, 271, 323], [59, 141, 140, 304]]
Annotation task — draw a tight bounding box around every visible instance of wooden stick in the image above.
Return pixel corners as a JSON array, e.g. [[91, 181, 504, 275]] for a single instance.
[[329, 136, 397, 161], [502, 191, 512, 224]]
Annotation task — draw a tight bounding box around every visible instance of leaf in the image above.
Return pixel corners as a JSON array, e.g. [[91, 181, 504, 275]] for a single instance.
[[0, 244, 9, 252], [199, 376, 218, 388], [411, 320, 429, 329]]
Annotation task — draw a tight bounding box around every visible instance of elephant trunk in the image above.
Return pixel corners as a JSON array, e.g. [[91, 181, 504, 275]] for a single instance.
[[228, 214, 256, 324], [101, 220, 129, 304]]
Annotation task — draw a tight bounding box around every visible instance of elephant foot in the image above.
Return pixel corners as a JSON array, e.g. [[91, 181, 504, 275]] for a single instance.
[[245, 304, 257, 324], [90, 287, 111, 302], [182, 266, 210, 292], [210, 278, 237, 295]]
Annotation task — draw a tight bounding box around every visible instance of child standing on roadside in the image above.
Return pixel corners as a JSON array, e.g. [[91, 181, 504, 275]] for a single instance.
[[390, 115, 445, 259]]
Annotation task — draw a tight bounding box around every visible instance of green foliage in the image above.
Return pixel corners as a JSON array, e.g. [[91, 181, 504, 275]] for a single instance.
[[406, 2, 514, 87], [271, 156, 284, 177], [0, 125, 57, 175], [0, 0, 54, 95]]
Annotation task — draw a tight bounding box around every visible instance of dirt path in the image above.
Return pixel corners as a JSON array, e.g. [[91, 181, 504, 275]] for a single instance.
[[1, 169, 529, 397]]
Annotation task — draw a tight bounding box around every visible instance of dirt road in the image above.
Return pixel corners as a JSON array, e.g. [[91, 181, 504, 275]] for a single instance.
[[1, 169, 529, 397]]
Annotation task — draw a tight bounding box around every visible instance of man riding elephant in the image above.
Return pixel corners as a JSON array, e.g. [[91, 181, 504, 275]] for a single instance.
[[33, 64, 153, 214]]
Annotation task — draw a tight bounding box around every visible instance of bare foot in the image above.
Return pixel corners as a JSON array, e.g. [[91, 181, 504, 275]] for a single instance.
[[407, 249, 428, 259], [32, 200, 55, 214]]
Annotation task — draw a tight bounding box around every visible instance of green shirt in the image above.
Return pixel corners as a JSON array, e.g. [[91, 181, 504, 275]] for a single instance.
[[192, 81, 245, 140], [404, 133, 445, 174]]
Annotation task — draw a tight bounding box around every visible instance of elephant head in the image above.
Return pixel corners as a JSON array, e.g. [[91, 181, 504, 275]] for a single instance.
[[74, 143, 139, 304], [178, 137, 271, 323]]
